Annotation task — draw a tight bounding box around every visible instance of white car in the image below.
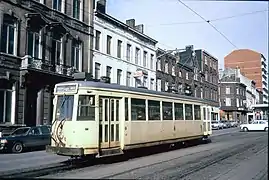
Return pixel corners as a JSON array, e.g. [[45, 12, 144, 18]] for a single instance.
[[240, 120, 268, 132], [211, 121, 224, 130]]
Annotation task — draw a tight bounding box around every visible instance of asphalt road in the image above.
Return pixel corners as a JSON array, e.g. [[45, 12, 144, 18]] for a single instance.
[[0, 127, 239, 174], [41, 129, 268, 180], [0, 149, 69, 173]]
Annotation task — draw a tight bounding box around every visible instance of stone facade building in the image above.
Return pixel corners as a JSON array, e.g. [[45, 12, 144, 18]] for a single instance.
[[156, 46, 219, 120], [0, 0, 93, 132], [219, 68, 248, 123], [156, 47, 193, 96]]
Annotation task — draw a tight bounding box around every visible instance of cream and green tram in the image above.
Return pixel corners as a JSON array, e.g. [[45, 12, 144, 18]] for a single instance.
[[46, 80, 213, 158]]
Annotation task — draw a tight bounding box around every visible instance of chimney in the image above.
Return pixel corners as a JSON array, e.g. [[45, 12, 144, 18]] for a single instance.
[[126, 19, 135, 28], [135, 24, 144, 34], [96, 0, 106, 13]]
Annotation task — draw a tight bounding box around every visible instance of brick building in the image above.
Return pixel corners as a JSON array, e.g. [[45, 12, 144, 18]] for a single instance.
[[156, 46, 219, 113], [224, 49, 268, 103], [156, 47, 193, 95], [0, 0, 93, 132], [219, 68, 248, 123]]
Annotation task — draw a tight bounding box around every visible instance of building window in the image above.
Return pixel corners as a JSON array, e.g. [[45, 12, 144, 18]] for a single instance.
[[135, 47, 140, 64], [117, 69, 122, 84], [71, 40, 81, 71], [95, 62, 101, 79], [150, 78, 154, 90], [143, 51, 147, 67], [51, 37, 62, 64], [150, 54, 154, 70], [178, 83, 182, 93], [172, 66, 175, 76], [157, 59, 161, 71], [126, 72, 131, 86], [106, 66, 111, 78], [225, 98, 231, 106], [106, 35, 112, 55], [117, 40, 122, 58], [27, 30, 41, 58], [186, 72, 189, 80], [126, 44, 131, 61], [73, 0, 82, 20], [236, 98, 239, 107], [236, 87, 239, 94], [53, 0, 62, 11], [201, 87, 203, 99], [204, 56, 208, 65], [1, 14, 17, 55], [179, 70, 182, 77], [165, 63, 168, 73], [165, 81, 169, 91], [95, 30, 101, 50], [143, 76, 148, 88], [0, 90, 13, 123], [226, 87, 230, 94], [157, 79, 161, 91]]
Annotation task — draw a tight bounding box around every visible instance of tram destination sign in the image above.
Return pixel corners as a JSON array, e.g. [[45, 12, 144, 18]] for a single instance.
[[55, 84, 78, 94]]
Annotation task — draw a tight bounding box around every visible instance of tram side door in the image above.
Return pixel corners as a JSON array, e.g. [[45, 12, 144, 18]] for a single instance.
[[99, 97, 121, 149]]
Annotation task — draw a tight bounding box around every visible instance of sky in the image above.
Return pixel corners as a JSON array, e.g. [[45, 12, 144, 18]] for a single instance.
[[105, 0, 268, 69]]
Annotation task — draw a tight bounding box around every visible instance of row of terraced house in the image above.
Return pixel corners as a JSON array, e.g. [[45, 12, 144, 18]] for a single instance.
[[0, 0, 223, 133]]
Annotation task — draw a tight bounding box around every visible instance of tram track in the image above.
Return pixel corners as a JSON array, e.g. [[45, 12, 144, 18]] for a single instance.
[[98, 134, 268, 179], [0, 158, 95, 178], [0, 132, 266, 178]]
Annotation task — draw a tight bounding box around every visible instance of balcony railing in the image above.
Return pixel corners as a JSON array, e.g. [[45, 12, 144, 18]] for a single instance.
[[21, 55, 77, 76]]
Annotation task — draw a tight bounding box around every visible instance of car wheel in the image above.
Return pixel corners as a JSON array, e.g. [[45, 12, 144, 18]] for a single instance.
[[12, 142, 24, 153], [265, 127, 268, 132], [243, 127, 248, 132]]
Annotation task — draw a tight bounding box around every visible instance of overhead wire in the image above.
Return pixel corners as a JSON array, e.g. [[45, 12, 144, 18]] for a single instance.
[[176, 0, 238, 49], [147, 9, 268, 27]]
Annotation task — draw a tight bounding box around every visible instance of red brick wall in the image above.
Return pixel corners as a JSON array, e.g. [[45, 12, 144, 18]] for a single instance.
[[224, 49, 262, 89]]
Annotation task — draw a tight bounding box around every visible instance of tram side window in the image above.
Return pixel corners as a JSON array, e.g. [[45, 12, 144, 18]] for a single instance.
[[162, 102, 173, 120], [131, 98, 146, 121], [175, 103, 183, 120], [148, 100, 160, 120], [125, 98, 129, 121], [194, 105, 201, 120], [77, 95, 95, 121], [185, 104, 193, 120]]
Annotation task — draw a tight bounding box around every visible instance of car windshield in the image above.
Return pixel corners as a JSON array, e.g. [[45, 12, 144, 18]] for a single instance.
[[55, 95, 74, 121], [10, 127, 30, 136]]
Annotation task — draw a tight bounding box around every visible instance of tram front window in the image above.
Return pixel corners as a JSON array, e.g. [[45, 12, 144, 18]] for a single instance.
[[77, 95, 95, 121], [55, 95, 74, 121]]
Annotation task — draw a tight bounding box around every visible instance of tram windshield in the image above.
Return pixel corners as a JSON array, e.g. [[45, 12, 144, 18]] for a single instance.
[[55, 95, 74, 121]]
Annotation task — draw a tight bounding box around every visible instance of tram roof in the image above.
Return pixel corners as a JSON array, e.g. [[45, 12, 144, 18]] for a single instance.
[[57, 80, 217, 105]]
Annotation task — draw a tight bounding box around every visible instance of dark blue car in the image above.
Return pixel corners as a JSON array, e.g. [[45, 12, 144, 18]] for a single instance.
[[0, 125, 51, 153]]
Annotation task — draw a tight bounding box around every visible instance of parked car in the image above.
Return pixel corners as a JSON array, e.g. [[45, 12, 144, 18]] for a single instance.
[[240, 120, 268, 132], [230, 121, 238, 127], [221, 120, 231, 128], [0, 125, 51, 153], [211, 121, 224, 130]]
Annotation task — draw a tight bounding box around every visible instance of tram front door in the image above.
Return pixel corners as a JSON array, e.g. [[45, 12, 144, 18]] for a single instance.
[[99, 97, 121, 149]]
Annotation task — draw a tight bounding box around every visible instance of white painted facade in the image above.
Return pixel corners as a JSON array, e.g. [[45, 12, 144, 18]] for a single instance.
[[92, 12, 157, 90], [236, 68, 264, 109]]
